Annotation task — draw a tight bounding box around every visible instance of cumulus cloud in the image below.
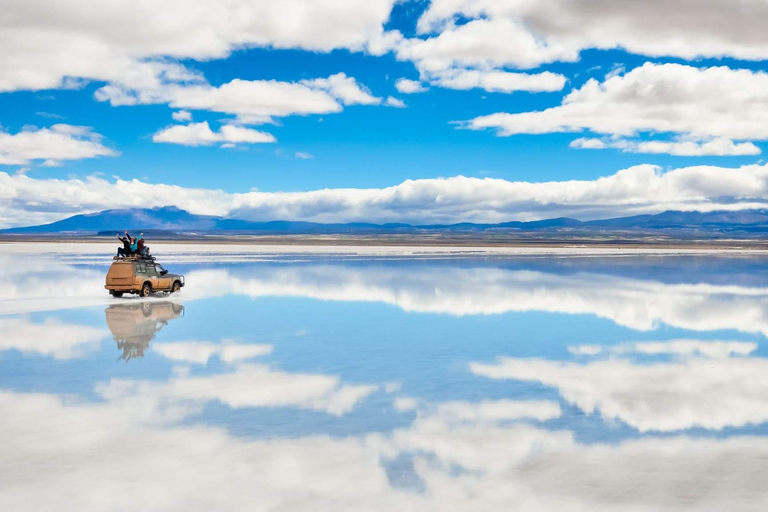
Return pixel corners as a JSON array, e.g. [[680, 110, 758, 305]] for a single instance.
[[394, 21, 568, 94], [98, 73, 381, 126], [384, 96, 406, 108], [0, 0, 398, 94], [415, 0, 768, 65], [301, 73, 381, 106], [152, 121, 275, 146], [430, 68, 566, 93], [395, 78, 427, 94], [9, 161, 768, 227], [399, 17, 577, 72], [171, 110, 192, 122], [467, 63, 768, 155], [0, 124, 117, 167]]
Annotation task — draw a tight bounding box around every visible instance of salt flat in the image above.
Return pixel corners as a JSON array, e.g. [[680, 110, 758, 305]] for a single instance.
[[1, 243, 768, 511]]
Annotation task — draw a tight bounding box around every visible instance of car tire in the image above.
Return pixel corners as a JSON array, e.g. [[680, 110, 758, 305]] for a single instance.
[[171, 281, 181, 294], [140, 282, 151, 297], [110, 291, 123, 298]]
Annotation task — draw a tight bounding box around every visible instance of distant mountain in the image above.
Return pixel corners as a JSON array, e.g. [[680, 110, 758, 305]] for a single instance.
[[4, 205, 768, 235]]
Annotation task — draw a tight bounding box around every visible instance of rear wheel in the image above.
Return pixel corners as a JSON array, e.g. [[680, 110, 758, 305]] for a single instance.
[[140, 282, 151, 297], [110, 290, 123, 298], [171, 281, 181, 294]]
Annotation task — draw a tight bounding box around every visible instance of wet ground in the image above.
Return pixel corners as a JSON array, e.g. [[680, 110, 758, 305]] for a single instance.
[[1, 243, 767, 511]]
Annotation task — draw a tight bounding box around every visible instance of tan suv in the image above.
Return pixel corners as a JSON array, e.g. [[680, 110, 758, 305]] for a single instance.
[[105, 259, 185, 297]]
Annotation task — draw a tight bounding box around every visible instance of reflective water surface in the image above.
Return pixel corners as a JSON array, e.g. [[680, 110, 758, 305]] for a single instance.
[[2, 243, 768, 511]]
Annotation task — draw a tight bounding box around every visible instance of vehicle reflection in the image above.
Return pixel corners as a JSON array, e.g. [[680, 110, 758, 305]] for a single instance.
[[104, 301, 185, 361]]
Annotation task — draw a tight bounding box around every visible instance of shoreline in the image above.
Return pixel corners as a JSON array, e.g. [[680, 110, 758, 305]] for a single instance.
[[2, 234, 768, 252], [2, 238, 768, 257]]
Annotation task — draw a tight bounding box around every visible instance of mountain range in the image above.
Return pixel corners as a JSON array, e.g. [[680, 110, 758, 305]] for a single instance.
[[5, 205, 768, 236]]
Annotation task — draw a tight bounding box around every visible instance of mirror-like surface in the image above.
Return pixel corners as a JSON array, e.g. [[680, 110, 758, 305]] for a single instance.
[[2, 243, 768, 511]]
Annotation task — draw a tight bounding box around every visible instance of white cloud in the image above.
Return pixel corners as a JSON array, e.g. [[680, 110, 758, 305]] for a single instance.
[[0, 0, 398, 94], [99, 73, 381, 125], [416, 0, 768, 64], [394, 19, 568, 94], [0, 317, 106, 359], [571, 137, 762, 157], [0, 124, 117, 167], [295, 152, 313, 160], [399, 17, 577, 72], [394, 78, 427, 94], [301, 73, 381, 106], [11, 161, 768, 227], [431, 68, 566, 93], [171, 110, 192, 122], [467, 63, 768, 154], [153, 340, 272, 365], [384, 96, 406, 108], [152, 121, 275, 146]]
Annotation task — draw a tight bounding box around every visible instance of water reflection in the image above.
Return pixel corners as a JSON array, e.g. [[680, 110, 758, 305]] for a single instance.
[[5, 256, 768, 336], [105, 301, 185, 361], [2, 246, 768, 510]]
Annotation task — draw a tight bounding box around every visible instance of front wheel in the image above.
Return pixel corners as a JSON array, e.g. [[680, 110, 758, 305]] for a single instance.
[[140, 282, 152, 297], [171, 281, 181, 294]]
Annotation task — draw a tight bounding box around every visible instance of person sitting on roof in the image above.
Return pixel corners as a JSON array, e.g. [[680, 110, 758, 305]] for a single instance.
[[136, 233, 149, 257], [115, 231, 132, 258]]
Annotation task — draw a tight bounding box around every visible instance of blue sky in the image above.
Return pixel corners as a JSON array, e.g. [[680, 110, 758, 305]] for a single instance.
[[3, 0, 768, 227]]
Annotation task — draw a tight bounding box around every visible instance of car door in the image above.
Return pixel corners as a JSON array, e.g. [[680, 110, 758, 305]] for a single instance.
[[147, 264, 170, 290]]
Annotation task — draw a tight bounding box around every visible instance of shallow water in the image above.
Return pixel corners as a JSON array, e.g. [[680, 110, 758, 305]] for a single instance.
[[2, 243, 768, 511]]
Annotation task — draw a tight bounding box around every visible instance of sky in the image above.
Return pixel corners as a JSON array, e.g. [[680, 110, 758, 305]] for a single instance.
[[3, 0, 768, 227]]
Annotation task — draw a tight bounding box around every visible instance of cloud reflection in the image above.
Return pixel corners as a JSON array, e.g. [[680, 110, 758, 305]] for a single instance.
[[472, 340, 768, 432], [2, 386, 768, 511], [0, 317, 106, 359], [98, 363, 378, 417], [192, 264, 768, 335], [5, 255, 768, 338]]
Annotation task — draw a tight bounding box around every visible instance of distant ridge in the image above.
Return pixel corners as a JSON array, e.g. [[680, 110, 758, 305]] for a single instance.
[[4, 205, 768, 235]]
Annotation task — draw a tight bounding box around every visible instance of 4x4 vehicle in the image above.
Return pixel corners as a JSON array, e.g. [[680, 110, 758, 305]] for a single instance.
[[105, 257, 185, 297]]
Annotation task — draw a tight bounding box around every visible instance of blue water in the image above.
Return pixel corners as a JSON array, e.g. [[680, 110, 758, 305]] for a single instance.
[[1, 245, 767, 511]]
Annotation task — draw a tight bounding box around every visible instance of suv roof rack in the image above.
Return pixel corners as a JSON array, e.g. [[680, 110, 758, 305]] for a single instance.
[[113, 254, 156, 262]]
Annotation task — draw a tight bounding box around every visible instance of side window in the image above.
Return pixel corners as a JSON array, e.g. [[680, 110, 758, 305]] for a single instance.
[[146, 265, 159, 277], [135, 263, 147, 275]]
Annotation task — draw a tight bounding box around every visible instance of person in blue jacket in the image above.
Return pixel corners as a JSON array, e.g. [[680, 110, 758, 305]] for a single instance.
[[134, 233, 150, 257]]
